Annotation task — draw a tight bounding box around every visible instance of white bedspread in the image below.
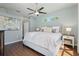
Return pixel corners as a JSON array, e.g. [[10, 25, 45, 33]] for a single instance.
[[23, 32, 62, 55]]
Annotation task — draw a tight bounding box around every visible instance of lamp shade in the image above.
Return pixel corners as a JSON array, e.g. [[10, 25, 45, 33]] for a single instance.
[[36, 27, 40, 31], [66, 27, 72, 32]]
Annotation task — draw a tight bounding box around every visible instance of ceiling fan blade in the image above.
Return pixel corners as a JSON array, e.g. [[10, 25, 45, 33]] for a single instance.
[[27, 8, 35, 11], [28, 13, 34, 15], [29, 13, 33, 15], [38, 7, 44, 11], [39, 12, 47, 14]]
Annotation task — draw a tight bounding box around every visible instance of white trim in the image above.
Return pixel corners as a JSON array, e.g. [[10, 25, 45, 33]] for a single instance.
[[78, 50, 79, 54], [78, 47, 79, 54], [5, 39, 22, 45], [77, 40, 79, 54]]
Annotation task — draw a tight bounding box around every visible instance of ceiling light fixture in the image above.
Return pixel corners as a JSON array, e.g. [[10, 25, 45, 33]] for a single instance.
[[34, 11, 39, 15]]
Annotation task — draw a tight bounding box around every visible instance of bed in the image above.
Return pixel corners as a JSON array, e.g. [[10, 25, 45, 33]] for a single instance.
[[23, 31, 63, 56]]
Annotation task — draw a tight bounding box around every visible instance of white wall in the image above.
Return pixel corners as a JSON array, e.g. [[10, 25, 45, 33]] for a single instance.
[[0, 8, 23, 45], [77, 4, 79, 53]]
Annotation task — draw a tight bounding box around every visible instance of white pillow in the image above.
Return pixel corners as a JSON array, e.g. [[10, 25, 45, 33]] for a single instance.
[[46, 27, 52, 32], [41, 27, 47, 32], [41, 27, 52, 32], [52, 26, 60, 33]]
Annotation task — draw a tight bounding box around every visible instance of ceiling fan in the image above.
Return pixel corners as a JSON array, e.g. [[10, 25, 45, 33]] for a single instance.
[[27, 3, 47, 16]]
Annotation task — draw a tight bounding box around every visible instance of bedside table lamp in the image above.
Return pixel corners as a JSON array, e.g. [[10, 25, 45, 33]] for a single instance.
[[36, 27, 40, 31], [66, 27, 72, 35]]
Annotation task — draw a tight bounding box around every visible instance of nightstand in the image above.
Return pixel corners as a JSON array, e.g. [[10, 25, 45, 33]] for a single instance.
[[61, 34, 75, 56], [63, 35, 74, 48]]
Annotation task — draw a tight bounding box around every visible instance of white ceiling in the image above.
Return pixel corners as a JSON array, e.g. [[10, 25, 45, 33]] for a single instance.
[[0, 3, 77, 17]]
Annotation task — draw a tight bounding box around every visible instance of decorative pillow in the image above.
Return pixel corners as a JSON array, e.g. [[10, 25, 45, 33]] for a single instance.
[[41, 27, 47, 32], [52, 29, 57, 33], [52, 26, 60, 33], [46, 27, 52, 32], [41, 27, 52, 32]]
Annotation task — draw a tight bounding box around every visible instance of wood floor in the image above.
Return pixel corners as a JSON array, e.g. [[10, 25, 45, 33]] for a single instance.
[[5, 41, 43, 56], [4, 41, 78, 56]]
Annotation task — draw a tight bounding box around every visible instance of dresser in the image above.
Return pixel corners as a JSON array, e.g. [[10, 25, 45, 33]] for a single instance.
[[0, 30, 4, 56]]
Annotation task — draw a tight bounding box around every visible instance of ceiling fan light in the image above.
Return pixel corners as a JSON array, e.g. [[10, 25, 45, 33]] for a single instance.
[[35, 12, 39, 15]]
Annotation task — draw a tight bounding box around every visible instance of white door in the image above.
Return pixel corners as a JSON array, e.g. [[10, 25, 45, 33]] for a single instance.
[[24, 21, 29, 36]]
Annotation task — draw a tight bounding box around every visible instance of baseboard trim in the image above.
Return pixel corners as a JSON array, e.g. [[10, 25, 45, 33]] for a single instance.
[[77, 47, 79, 54], [5, 40, 22, 45]]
